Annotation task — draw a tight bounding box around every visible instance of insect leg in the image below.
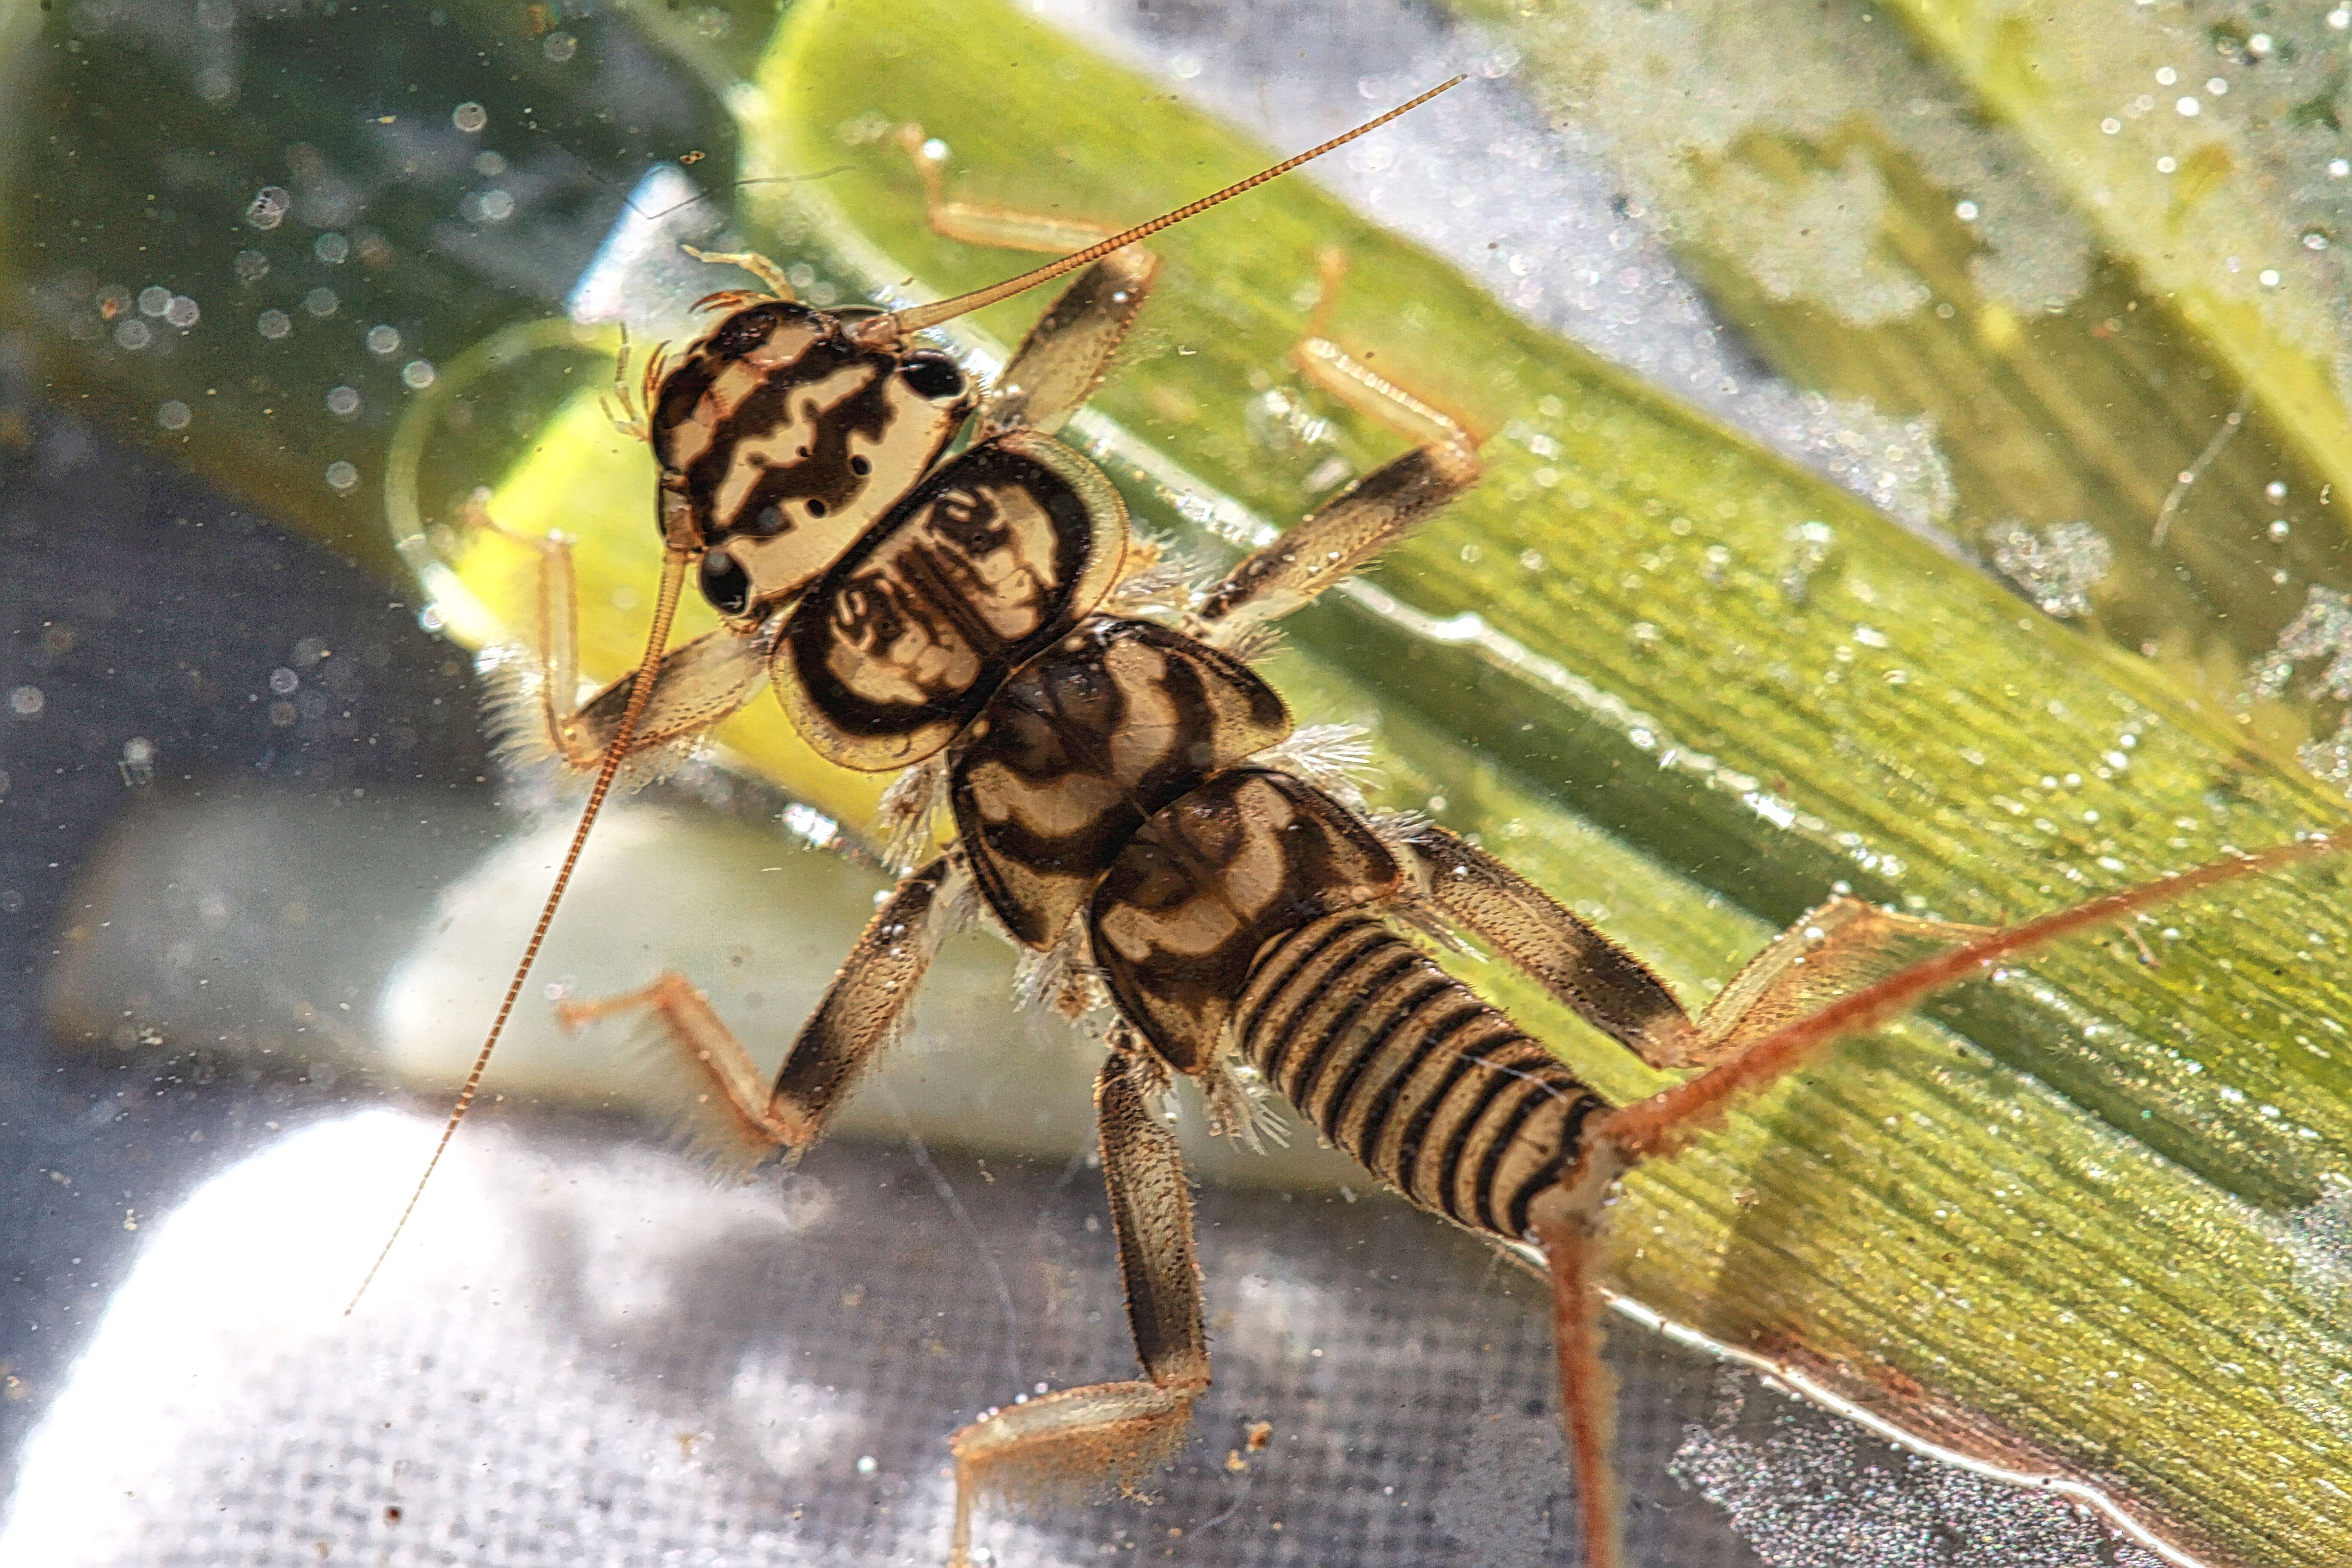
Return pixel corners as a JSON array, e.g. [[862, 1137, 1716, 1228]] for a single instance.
[[1402, 822, 2014, 1074], [679, 243, 797, 300], [977, 245, 1160, 439], [1192, 444, 1479, 631], [1292, 247, 1479, 460], [554, 969, 778, 1143], [1401, 824, 1697, 1069], [766, 855, 959, 1152], [1518, 836, 2332, 1568], [466, 502, 772, 775], [949, 1037, 1209, 1568], [896, 121, 1126, 256], [1194, 252, 1480, 631], [1527, 1157, 1630, 1568], [565, 856, 960, 1159]]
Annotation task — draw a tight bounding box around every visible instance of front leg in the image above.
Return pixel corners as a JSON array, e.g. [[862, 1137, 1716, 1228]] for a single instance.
[[978, 245, 1159, 440], [1194, 250, 1482, 633], [467, 502, 773, 776], [950, 1036, 1210, 1567]]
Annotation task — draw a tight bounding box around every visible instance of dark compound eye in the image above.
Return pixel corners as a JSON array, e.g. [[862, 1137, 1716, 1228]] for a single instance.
[[897, 352, 965, 401], [848, 454, 871, 477], [699, 547, 752, 616]]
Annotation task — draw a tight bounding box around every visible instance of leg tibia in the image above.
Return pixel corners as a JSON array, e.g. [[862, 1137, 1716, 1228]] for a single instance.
[[680, 244, 796, 300], [951, 1046, 1210, 1566], [466, 499, 769, 778], [555, 971, 796, 1159], [898, 123, 1125, 255], [1529, 1162, 1629, 1568]]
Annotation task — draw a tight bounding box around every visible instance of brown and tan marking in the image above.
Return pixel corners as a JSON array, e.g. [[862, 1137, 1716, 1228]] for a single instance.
[[951, 616, 1291, 949], [1088, 769, 1402, 1076], [650, 300, 977, 616], [774, 429, 1129, 771], [372, 76, 2341, 1568]]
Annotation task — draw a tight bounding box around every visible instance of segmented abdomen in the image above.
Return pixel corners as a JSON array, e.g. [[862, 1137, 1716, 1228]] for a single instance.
[[1236, 912, 1604, 1243]]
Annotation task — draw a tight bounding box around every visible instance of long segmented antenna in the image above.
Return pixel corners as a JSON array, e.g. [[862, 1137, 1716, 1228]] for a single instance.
[[848, 75, 1466, 346], [347, 549, 693, 1315]]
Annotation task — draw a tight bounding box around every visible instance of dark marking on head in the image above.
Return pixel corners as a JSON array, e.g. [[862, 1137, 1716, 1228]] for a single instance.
[[646, 298, 978, 612]]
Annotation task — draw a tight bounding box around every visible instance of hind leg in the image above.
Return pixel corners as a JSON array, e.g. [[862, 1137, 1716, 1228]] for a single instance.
[[1524, 839, 2331, 1568]]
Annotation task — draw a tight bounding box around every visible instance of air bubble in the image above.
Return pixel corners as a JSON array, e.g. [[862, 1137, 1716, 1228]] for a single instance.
[[452, 101, 488, 133], [258, 310, 291, 340], [245, 186, 291, 230], [157, 401, 191, 432], [325, 461, 359, 493]]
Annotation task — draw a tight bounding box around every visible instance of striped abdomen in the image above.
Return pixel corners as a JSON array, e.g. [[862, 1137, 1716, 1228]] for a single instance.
[[1236, 912, 1604, 1243]]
